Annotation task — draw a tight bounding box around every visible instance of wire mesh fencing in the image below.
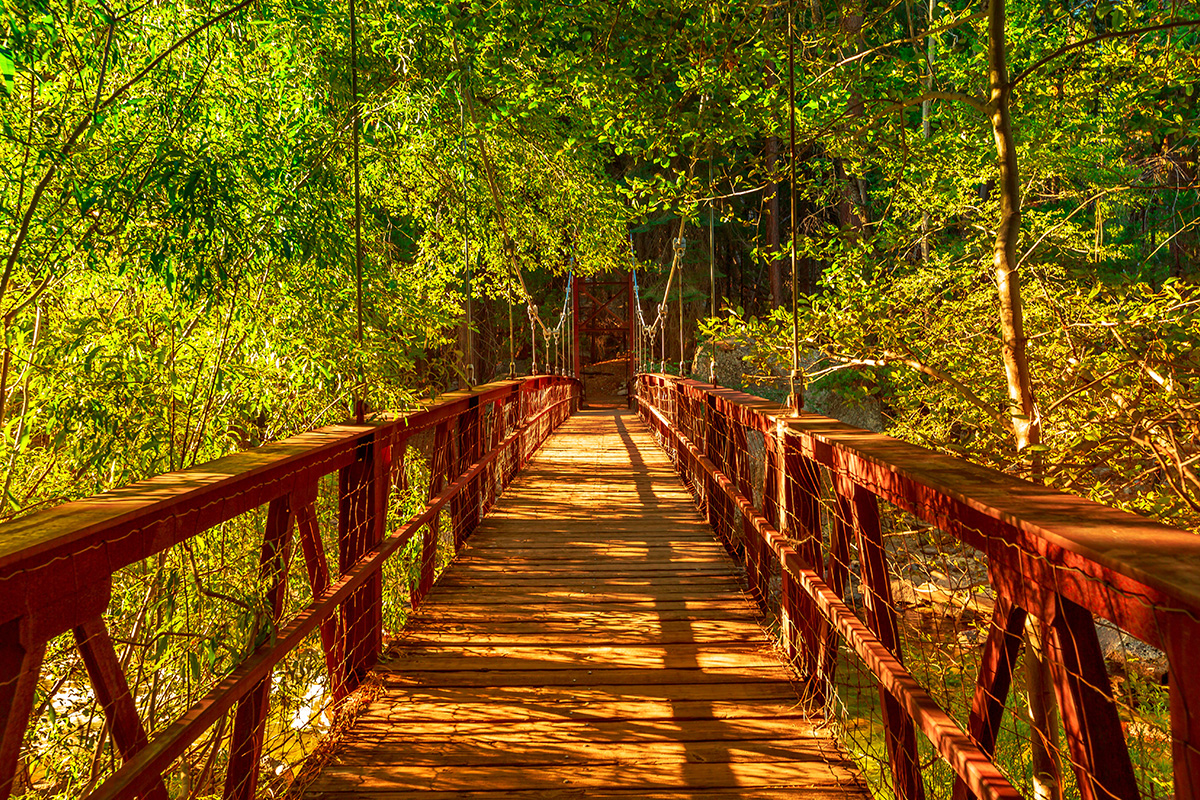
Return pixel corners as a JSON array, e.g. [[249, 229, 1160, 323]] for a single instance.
[[635, 372, 1193, 800], [0, 376, 579, 800]]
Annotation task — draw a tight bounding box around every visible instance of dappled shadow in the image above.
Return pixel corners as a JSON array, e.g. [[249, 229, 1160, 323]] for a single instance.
[[301, 408, 864, 798]]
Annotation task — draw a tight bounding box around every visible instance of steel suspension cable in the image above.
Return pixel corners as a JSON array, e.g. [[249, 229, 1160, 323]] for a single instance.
[[630, 236, 670, 360], [350, 0, 365, 423], [677, 237, 685, 375], [631, 246, 665, 375], [633, 266, 644, 373], [530, 309, 540, 376], [461, 88, 474, 387], [659, 304, 666, 373], [788, 10, 801, 414], [454, 35, 544, 382], [710, 156, 716, 319], [525, 269, 574, 374]]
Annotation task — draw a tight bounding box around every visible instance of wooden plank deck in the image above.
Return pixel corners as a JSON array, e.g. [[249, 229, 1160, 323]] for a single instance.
[[302, 408, 868, 800]]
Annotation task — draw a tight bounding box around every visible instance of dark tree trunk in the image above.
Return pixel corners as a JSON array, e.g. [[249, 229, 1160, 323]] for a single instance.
[[765, 137, 783, 307]]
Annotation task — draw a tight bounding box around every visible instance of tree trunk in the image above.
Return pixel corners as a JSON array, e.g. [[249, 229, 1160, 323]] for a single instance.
[[988, 3, 1060, 799], [836, 5, 869, 235], [765, 139, 783, 307], [921, 0, 936, 260], [988, 0, 1038, 452], [764, 10, 783, 308]]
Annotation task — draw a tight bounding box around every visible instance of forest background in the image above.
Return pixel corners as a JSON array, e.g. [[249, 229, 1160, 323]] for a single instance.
[[1, 0, 1199, 794]]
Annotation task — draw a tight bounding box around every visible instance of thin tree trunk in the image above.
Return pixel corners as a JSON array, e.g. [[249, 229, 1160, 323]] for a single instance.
[[836, 5, 869, 235], [921, 0, 935, 260], [988, 3, 1059, 798], [1094, 123, 1104, 262], [765, 138, 783, 307], [1024, 616, 1062, 800], [765, 8, 783, 308], [0, 340, 11, 434], [988, 0, 1038, 452]]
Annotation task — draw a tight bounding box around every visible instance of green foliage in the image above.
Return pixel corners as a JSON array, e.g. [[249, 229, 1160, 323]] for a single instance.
[[702, 270, 1200, 530], [2, 0, 1199, 792]]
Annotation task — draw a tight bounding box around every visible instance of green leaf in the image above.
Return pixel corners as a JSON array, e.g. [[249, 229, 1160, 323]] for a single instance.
[[0, 51, 14, 95]]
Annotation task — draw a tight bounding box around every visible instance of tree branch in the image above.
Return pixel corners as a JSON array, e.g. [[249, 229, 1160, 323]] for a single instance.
[[99, 0, 255, 113], [850, 91, 988, 139], [0, 0, 254, 309], [1010, 19, 1200, 88], [821, 346, 1010, 428], [1041, 366, 1125, 417]]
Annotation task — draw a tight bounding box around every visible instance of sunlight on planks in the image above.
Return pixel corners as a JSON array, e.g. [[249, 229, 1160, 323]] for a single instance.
[[301, 409, 869, 799]]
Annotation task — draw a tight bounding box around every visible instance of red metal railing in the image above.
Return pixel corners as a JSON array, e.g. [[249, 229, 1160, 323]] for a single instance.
[[636, 373, 1200, 800], [0, 375, 579, 800]]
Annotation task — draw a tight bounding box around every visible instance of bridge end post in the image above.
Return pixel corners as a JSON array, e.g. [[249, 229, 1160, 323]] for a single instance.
[[1166, 615, 1200, 800], [0, 620, 44, 800], [338, 432, 385, 692]]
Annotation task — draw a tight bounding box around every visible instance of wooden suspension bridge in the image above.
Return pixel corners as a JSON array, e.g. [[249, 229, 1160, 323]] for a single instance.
[[302, 407, 864, 798], [2, 361, 1200, 800]]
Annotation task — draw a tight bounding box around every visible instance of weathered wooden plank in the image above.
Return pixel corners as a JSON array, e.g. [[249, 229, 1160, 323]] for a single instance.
[[443, 561, 736, 573], [392, 633, 768, 646], [332, 738, 844, 766], [304, 791, 856, 800], [460, 529, 718, 541], [438, 562, 734, 575], [410, 600, 757, 616], [382, 645, 783, 671], [399, 619, 765, 636], [360, 680, 800, 710], [306, 762, 858, 793], [376, 666, 792, 688], [432, 574, 741, 588], [404, 612, 760, 625], [355, 699, 803, 725], [425, 584, 741, 597], [454, 552, 731, 564], [328, 718, 828, 743], [462, 540, 725, 550]]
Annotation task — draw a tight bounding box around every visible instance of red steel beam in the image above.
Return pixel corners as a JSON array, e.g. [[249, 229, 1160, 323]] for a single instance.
[[0, 380, 532, 642], [639, 374, 1200, 644], [640, 372, 1200, 800], [223, 494, 296, 800], [81, 386, 578, 800], [637, 394, 1021, 800], [73, 617, 168, 800], [0, 627, 44, 800]]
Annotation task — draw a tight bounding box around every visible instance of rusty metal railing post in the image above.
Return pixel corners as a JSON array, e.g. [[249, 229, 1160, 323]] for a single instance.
[[843, 478, 925, 800], [953, 593, 1026, 800], [414, 421, 450, 610], [337, 433, 380, 691], [1165, 615, 1200, 800], [783, 434, 823, 684], [224, 494, 296, 800], [1044, 596, 1138, 800]]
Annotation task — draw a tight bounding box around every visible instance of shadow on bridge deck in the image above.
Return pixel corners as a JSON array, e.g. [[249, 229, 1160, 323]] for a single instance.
[[301, 409, 868, 799]]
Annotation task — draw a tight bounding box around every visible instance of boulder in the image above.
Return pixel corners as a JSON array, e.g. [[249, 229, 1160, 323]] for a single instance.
[[1095, 620, 1169, 682], [692, 340, 886, 432], [804, 386, 886, 433], [691, 339, 752, 388]]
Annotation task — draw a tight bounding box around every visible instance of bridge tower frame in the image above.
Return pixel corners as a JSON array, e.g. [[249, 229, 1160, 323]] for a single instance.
[[571, 271, 635, 387]]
